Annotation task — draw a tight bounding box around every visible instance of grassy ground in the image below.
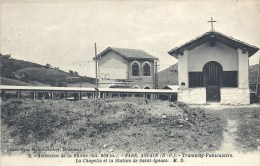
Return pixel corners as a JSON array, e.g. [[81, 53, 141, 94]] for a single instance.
[[213, 106, 260, 152], [0, 77, 33, 86], [1, 98, 225, 155]]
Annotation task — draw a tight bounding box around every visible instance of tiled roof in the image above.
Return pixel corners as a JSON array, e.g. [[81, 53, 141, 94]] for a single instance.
[[168, 30, 259, 58], [95, 47, 159, 60], [162, 85, 179, 91]]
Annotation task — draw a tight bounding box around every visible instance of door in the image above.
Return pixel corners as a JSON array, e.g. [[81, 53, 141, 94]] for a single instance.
[[206, 86, 220, 101], [203, 61, 223, 102]]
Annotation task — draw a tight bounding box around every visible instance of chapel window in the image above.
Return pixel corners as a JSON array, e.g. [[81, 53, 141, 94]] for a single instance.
[[189, 72, 204, 87], [221, 71, 238, 87]]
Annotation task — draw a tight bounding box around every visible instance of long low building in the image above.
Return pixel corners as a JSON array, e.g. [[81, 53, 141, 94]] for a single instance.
[[0, 85, 96, 92], [0, 85, 177, 100]]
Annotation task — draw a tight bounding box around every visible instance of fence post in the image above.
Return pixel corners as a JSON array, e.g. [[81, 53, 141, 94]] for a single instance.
[[17, 91, 21, 99], [1, 90, 6, 100]]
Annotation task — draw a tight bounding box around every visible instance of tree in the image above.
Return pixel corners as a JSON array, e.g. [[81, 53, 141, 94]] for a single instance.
[[69, 70, 74, 75], [2, 54, 11, 59], [74, 71, 79, 76], [45, 63, 51, 68]]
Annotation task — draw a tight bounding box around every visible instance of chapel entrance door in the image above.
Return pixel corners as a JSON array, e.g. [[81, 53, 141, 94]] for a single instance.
[[203, 61, 223, 102]]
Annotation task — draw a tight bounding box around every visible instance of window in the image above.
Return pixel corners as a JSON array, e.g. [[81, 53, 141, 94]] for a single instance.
[[189, 71, 238, 88], [132, 63, 139, 76], [189, 72, 204, 87], [143, 63, 150, 76], [222, 71, 238, 87]]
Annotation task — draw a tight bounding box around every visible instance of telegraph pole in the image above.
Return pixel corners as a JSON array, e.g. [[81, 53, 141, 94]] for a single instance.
[[72, 44, 99, 98], [256, 54, 260, 102], [95, 43, 98, 88], [94, 43, 99, 99], [154, 61, 159, 89]]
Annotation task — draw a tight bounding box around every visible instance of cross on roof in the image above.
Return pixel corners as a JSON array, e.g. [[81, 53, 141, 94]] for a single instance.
[[208, 17, 217, 30]]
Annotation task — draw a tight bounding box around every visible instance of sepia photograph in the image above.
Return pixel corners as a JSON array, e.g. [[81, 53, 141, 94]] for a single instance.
[[0, 0, 260, 165]]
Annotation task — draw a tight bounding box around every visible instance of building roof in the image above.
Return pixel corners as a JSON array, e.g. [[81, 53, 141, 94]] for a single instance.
[[94, 47, 159, 60], [162, 85, 179, 91], [0, 85, 95, 92], [168, 31, 259, 58]]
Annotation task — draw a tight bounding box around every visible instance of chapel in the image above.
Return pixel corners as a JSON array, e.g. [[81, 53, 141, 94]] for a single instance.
[[168, 21, 259, 104]]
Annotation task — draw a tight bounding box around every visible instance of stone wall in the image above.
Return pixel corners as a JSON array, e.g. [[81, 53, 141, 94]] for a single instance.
[[178, 88, 206, 104], [178, 87, 250, 105], [221, 88, 250, 105]]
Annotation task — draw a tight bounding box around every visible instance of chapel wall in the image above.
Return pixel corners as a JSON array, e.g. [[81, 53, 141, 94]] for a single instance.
[[178, 88, 206, 104], [188, 42, 238, 71], [221, 88, 250, 105]]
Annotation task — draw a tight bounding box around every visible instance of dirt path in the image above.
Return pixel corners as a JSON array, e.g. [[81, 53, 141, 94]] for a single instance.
[[219, 119, 238, 152], [197, 104, 260, 152]]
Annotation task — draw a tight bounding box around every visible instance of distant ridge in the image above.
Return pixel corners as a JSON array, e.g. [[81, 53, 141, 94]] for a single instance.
[[0, 53, 95, 87], [158, 63, 178, 88]]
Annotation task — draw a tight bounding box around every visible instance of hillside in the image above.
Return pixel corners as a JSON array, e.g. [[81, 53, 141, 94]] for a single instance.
[[0, 77, 33, 86], [249, 64, 259, 84], [0, 53, 95, 86], [158, 63, 178, 88], [15, 67, 69, 85], [158, 63, 259, 88]]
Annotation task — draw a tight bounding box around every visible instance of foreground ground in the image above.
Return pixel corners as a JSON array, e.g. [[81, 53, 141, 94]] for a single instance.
[[199, 104, 260, 152], [1, 98, 259, 155]]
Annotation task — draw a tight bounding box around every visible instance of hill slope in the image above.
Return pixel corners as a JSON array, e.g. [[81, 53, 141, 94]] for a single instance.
[[158, 63, 178, 88], [249, 64, 259, 84], [15, 67, 69, 85], [0, 53, 95, 86], [0, 77, 33, 86]]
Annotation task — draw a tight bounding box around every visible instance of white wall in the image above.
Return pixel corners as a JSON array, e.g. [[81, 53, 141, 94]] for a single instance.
[[178, 88, 206, 104], [178, 87, 250, 105], [98, 50, 127, 80], [188, 42, 238, 71], [238, 49, 249, 88], [221, 88, 250, 105], [178, 50, 189, 87]]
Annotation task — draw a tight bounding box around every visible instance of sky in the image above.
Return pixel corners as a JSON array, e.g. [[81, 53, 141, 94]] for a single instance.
[[0, 0, 259, 77]]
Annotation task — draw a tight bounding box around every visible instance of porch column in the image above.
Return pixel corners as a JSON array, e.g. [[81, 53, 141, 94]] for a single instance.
[[79, 92, 82, 100], [50, 91, 54, 100], [60, 92, 64, 99], [237, 48, 249, 88], [33, 91, 36, 99], [2, 90, 6, 100], [17, 91, 21, 99]]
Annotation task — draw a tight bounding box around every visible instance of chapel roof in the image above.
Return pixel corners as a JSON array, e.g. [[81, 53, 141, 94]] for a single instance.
[[168, 31, 259, 58], [94, 47, 159, 60]]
